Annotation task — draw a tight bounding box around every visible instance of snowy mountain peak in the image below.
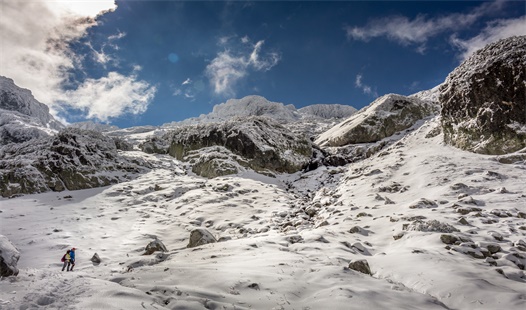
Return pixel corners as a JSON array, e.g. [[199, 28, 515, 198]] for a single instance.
[[0, 76, 64, 145], [0, 76, 62, 130], [167, 95, 357, 128], [211, 95, 298, 122]]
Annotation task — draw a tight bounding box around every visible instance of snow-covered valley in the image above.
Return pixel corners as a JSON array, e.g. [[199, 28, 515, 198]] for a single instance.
[[1, 115, 526, 309]]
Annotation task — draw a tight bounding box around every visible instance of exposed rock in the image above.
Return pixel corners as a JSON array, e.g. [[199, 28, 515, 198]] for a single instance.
[[91, 253, 102, 264], [348, 259, 372, 275], [0, 235, 20, 277], [408, 198, 438, 209], [440, 36, 526, 154], [404, 220, 459, 233], [316, 94, 438, 147], [441, 234, 459, 245], [187, 229, 217, 248], [0, 128, 151, 197], [486, 244, 502, 254], [166, 116, 312, 174], [457, 217, 470, 225], [187, 147, 242, 178], [0, 76, 64, 145], [144, 239, 168, 255], [393, 232, 406, 240], [515, 239, 526, 252]]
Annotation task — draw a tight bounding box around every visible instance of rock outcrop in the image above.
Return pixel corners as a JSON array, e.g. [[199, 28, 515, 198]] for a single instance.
[[440, 36, 526, 155], [0, 128, 150, 197], [166, 116, 312, 176], [316, 94, 437, 147], [187, 228, 217, 248], [144, 239, 168, 255], [0, 76, 64, 145]]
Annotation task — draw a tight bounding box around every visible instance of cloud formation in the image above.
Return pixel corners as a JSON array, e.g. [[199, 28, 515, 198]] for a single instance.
[[0, 0, 156, 124], [345, 1, 505, 50], [355, 75, 378, 97], [63, 72, 157, 122], [206, 39, 280, 96], [451, 16, 526, 60]]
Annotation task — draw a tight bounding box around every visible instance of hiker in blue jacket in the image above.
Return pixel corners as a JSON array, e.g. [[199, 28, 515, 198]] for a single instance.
[[69, 248, 76, 271]]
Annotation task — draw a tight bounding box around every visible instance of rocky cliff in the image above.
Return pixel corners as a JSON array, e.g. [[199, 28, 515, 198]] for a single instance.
[[0, 128, 150, 197], [440, 36, 526, 155], [0, 76, 64, 145], [164, 116, 312, 176]]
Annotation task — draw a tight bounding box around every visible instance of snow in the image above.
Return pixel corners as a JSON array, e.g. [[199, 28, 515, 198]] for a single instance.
[[0, 235, 20, 276], [1, 116, 525, 309]]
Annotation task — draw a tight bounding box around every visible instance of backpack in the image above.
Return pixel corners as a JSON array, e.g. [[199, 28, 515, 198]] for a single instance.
[[61, 254, 66, 262]]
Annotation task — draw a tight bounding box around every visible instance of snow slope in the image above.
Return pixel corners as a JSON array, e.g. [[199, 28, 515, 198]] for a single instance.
[[1, 116, 525, 310]]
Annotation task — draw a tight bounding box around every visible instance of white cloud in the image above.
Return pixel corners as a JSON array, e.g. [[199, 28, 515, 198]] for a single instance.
[[182, 78, 192, 85], [241, 36, 250, 44], [62, 72, 157, 122], [345, 1, 504, 48], [206, 40, 280, 96], [451, 16, 526, 60], [0, 0, 156, 123], [355, 75, 378, 97]]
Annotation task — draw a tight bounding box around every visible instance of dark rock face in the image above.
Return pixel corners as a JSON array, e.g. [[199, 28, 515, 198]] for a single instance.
[[348, 259, 372, 275], [144, 239, 168, 255], [187, 228, 217, 248], [167, 116, 312, 175], [440, 36, 526, 155], [0, 128, 150, 197]]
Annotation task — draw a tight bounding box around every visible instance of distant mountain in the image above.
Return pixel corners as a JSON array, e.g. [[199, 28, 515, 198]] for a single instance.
[[68, 121, 119, 132], [0, 76, 64, 145], [298, 104, 357, 120], [166, 95, 357, 127]]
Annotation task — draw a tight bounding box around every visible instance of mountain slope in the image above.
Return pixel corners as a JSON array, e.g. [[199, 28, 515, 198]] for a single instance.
[[315, 93, 438, 147], [0, 76, 64, 145]]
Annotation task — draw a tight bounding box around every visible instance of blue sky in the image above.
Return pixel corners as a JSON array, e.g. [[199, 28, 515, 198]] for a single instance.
[[2, 0, 525, 128]]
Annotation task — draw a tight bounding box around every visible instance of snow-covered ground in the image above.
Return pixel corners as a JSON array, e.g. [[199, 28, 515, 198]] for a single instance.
[[1, 117, 525, 309]]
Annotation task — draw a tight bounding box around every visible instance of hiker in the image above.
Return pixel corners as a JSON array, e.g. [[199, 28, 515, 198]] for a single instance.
[[61, 250, 71, 271], [69, 248, 76, 271]]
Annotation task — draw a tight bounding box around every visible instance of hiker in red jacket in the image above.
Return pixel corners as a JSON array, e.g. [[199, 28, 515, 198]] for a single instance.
[[61, 250, 71, 271]]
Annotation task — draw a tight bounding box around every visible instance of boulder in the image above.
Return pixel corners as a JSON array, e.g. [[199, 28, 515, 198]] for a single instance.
[[144, 239, 168, 255], [0, 235, 20, 277], [91, 253, 102, 264], [441, 234, 459, 245], [348, 259, 372, 275], [440, 36, 526, 154], [187, 229, 217, 248]]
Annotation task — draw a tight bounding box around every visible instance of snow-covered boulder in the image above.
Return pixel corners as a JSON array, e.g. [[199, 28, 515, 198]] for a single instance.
[[187, 228, 217, 248], [0, 128, 151, 197], [167, 116, 312, 175], [0, 235, 20, 277], [315, 94, 437, 147], [440, 36, 526, 155]]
